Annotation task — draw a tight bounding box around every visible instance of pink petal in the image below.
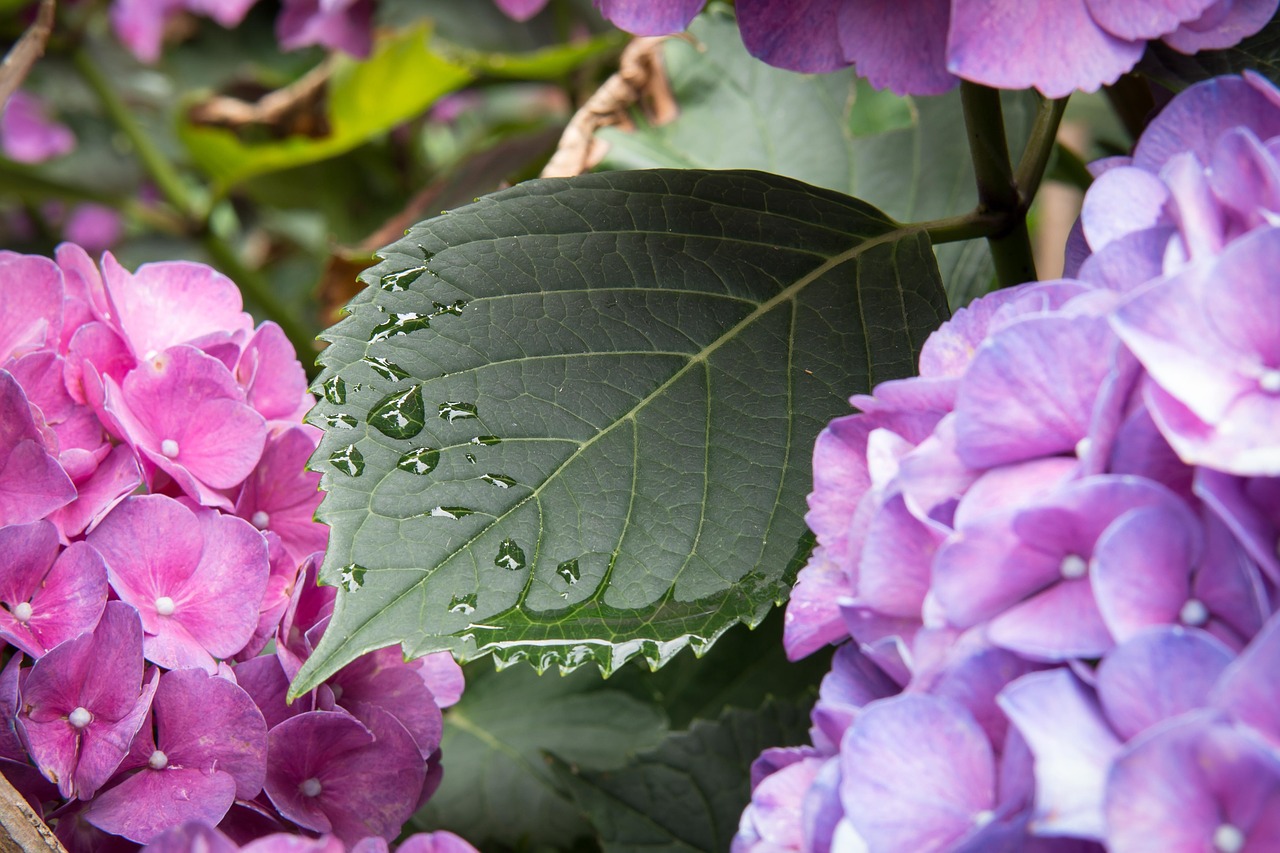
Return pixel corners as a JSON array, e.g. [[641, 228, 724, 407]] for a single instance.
[[153, 668, 267, 798], [236, 323, 311, 422], [87, 767, 237, 843]]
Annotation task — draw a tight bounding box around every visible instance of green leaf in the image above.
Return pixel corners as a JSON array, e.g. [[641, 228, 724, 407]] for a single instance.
[[293, 168, 947, 695], [411, 663, 667, 850], [595, 4, 1040, 308], [1140, 10, 1280, 88], [179, 24, 475, 190], [551, 699, 814, 852]]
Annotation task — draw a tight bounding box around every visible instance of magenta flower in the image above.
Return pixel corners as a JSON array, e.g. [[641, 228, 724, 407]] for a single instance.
[[0, 521, 107, 657], [395, 832, 482, 853], [109, 0, 261, 62], [102, 345, 267, 508], [235, 425, 327, 565], [0, 370, 76, 527], [85, 668, 268, 843], [322, 646, 445, 758], [0, 91, 75, 163], [264, 707, 426, 844], [236, 323, 313, 423], [140, 821, 238, 853], [493, 0, 549, 21], [276, 0, 375, 57], [63, 205, 125, 255], [88, 494, 270, 672], [0, 251, 63, 363], [18, 602, 159, 800]]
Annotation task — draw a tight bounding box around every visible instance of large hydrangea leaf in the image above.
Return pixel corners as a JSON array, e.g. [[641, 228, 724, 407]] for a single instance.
[[292, 168, 947, 695]]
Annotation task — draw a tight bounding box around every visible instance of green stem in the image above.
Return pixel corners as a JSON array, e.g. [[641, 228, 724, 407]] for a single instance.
[[72, 47, 320, 368], [72, 47, 198, 219], [920, 209, 1007, 245], [960, 81, 1037, 288], [1013, 95, 1069, 204]]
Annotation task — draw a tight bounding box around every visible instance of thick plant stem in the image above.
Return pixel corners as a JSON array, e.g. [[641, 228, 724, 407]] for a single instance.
[[1014, 95, 1069, 204], [960, 81, 1037, 288], [72, 48, 319, 366]]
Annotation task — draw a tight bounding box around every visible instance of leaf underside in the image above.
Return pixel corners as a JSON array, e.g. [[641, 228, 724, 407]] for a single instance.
[[293, 168, 947, 695]]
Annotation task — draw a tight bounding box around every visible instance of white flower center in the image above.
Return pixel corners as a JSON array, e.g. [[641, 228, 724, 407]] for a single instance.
[[251, 511, 270, 530], [160, 439, 180, 458], [1214, 823, 1245, 853], [300, 777, 322, 797], [973, 809, 995, 828], [68, 707, 92, 729], [1060, 554, 1089, 580], [154, 596, 176, 616], [13, 602, 32, 623], [1074, 437, 1092, 458], [1259, 369, 1280, 394], [149, 750, 169, 770], [1180, 598, 1209, 626]]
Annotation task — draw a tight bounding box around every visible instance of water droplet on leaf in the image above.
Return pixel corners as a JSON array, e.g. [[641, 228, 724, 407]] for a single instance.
[[448, 593, 477, 615], [428, 506, 475, 520], [379, 268, 426, 292], [330, 445, 365, 477], [397, 447, 440, 475], [470, 435, 501, 446], [338, 563, 368, 592], [370, 313, 431, 344], [556, 559, 580, 584], [362, 356, 411, 382], [494, 538, 526, 571], [438, 401, 478, 422], [369, 386, 426, 440], [322, 376, 346, 405], [481, 473, 516, 489], [322, 413, 359, 430]]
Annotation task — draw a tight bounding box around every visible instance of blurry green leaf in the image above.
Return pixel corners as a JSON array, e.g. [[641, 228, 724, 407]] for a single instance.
[[596, 4, 1041, 308], [412, 663, 667, 850], [292, 168, 947, 694], [179, 24, 475, 189], [552, 699, 814, 852], [443, 32, 626, 79]]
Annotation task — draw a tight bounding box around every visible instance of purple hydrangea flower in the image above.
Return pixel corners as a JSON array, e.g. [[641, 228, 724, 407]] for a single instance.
[[84, 667, 268, 843], [88, 494, 270, 672], [109, 0, 260, 62], [0, 91, 75, 164], [18, 601, 159, 800], [0, 520, 107, 657], [276, 0, 375, 57]]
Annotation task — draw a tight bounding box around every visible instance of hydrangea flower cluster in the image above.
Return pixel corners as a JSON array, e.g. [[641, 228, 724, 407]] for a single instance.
[[736, 71, 1280, 853], [0, 246, 470, 851]]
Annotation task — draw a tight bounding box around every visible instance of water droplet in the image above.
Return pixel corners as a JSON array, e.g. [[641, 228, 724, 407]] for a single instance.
[[363, 356, 411, 382], [330, 445, 365, 477], [556, 559, 580, 584], [431, 300, 466, 317], [369, 386, 426, 440], [481, 473, 516, 489], [322, 413, 359, 430], [438, 401, 478, 422], [428, 506, 475, 520], [397, 447, 440, 475], [470, 435, 501, 446], [448, 593, 477, 615], [464, 453, 477, 464], [494, 538, 526, 571], [370, 313, 431, 344], [322, 376, 346, 405], [338, 563, 368, 592], [379, 267, 426, 292]]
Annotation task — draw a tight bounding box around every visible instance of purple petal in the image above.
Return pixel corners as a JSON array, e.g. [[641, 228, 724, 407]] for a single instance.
[[49, 443, 143, 540], [947, 0, 1144, 97], [1091, 504, 1200, 641], [264, 707, 426, 844], [810, 643, 899, 751], [326, 646, 444, 758], [0, 538, 108, 657], [834, 0, 953, 93], [1161, 0, 1279, 52], [737, 755, 827, 851], [153, 668, 267, 798], [840, 695, 995, 851], [594, 0, 705, 35], [86, 766, 237, 843], [988, 578, 1114, 660], [1212, 612, 1280, 746], [784, 547, 854, 660], [234, 425, 326, 565], [276, 0, 375, 57], [953, 314, 1118, 468], [1079, 166, 1171, 253], [1134, 75, 1280, 173], [0, 253, 62, 362], [0, 92, 75, 164], [140, 820, 238, 853], [413, 652, 464, 709], [997, 670, 1121, 839], [1105, 713, 1280, 852], [1096, 627, 1233, 740], [733, 0, 845, 74], [19, 601, 155, 799], [492, 0, 549, 21], [1083, 0, 1216, 40], [396, 832, 481, 853], [233, 653, 306, 730]]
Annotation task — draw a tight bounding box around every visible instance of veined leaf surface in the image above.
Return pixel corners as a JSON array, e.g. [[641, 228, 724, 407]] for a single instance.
[[293, 168, 947, 695]]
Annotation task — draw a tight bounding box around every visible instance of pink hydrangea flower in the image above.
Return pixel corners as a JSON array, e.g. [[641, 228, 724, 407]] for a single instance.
[[0, 91, 75, 163]]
